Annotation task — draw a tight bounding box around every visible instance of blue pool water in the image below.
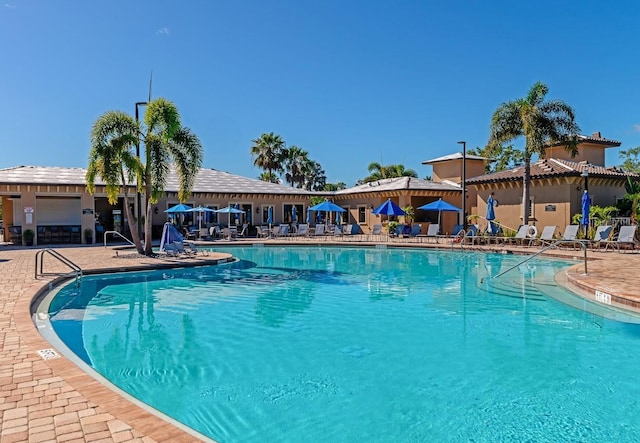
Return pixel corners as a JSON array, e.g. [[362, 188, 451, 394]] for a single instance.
[[44, 247, 640, 442]]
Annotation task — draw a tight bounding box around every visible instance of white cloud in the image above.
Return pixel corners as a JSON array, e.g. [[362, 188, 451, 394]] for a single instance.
[[157, 27, 170, 36]]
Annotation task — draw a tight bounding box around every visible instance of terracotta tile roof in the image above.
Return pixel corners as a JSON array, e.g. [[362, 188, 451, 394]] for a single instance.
[[466, 158, 635, 184], [547, 132, 621, 148]]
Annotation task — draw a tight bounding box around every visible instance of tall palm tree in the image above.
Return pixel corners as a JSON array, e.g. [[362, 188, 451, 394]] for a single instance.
[[87, 98, 203, 256], [86, 111, 142, 250], [251, 132, 285, 179], [302, 159, 326, 191], [488, 81, 579, 224], [141, 98, 203, 255], [283, 145, 309, 187]]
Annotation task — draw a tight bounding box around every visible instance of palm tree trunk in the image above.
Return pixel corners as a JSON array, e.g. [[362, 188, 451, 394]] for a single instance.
[[522, 156, 531, 225], [122, 192, 143, 254]]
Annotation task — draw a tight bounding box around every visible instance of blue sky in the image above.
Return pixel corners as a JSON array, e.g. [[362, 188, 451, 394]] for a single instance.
[[2, 1, 640, 186]]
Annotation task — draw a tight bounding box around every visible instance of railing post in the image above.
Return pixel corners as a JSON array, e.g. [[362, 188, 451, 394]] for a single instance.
[[582, 241, 588, 275]]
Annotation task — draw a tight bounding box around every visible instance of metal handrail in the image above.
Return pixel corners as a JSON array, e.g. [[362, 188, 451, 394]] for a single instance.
[[103, 230, 135, 248], [35, 248, 83, 285], [472, 214, 519, 236], [492, 239, 588, 279]]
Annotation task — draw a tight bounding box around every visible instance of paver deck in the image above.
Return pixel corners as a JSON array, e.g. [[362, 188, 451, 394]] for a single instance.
[[1, 239, 638, 442]]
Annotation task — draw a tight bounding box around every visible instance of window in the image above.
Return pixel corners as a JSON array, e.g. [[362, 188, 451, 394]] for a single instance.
[[358, 206, 366, 223]]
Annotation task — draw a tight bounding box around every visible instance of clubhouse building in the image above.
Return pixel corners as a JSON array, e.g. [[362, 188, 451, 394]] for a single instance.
[[0, 132, 634, 246]]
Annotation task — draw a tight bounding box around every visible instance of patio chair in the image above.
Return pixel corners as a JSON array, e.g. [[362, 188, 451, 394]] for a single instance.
[[186, 241, 208, 256], [419, 223, 440, 243], [173, 241, 196, 257], [369, 224, 383, 241], [504, 225, 530, 245], [409, 224, 422, 237], [296, 224, 310, 236], [237, 223, 248, 238], [313, 224, 325, 237], [199, 227, 212, 241], [255, 226, 268, 238], [343, 224, 353, 235], [604, 225, 638, 253], [333, 225, 343, 237], [209, 226, 221, 240], [557, 225, 581, 249], [163, 242, 180, 257], [589, 225, 612, 250], [278, 224, 290, 237], [529, 225, 557, 247]]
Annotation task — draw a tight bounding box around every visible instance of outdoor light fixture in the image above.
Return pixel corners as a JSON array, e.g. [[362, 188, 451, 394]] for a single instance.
[[458, 140, 467, 229], [581, 169, 589, 193], [135, 101, 148, 239]]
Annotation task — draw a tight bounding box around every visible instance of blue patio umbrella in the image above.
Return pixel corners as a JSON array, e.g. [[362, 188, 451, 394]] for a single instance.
[[187, 205, 216, 230], [292, 206, 297, 223], [309, 200, 346, 213], [310, 200, 345, 226], [336, 211, 341, 225], [306, 207, 311, 224], [417, 198, 461, 227], [372, 199, 406, 216], [486, 194, 496, 235], [164, 203, 192, 225], [164, 203, 192, 213], [581, 190, 591, 234], [267, 206, 273, 224], [216, 206, 245, 227]]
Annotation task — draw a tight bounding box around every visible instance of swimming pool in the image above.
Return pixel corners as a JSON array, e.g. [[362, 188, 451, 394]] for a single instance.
[[40, 246, 640, 442]]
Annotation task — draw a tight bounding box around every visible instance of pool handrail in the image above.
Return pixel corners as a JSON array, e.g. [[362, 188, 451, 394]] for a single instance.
[[103, 230, 136, 248], [492, 239, 588, 279]]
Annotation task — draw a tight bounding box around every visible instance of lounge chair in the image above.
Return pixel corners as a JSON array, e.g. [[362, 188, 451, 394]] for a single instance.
[[163, 243, 179, 257], [604, 225, 638, 252], [313, 224, 325, 236], [343, 224, 353, 235], [237, 223, 248, 238], [590, 225, 612, 250], [278, 224, 290, 237], [186, 241, 208, 256], [409, 224, 422, 237], [557, 225, 581, 249], [296, 224, 309, 236], [199, 227, 212, 241], [369, 224, 383, 241], [505, 225, 530, 245], [419, 224, 440, 243], [209, 226, 221, 239], [173, 241, 196, 257], [255, 226, 268, 238], [529, 225, 557, 247]]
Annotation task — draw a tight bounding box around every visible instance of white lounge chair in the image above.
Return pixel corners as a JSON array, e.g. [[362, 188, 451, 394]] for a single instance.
[[590, 225, 612, 249], [529, 225, 557, 247], [313, 224, 325, 236], [557, 225, 580, 249], [604, 225, 638, 252], [296, 224, 309, 236], [369, 224, 383, 241], [419, 224, 439, 243]]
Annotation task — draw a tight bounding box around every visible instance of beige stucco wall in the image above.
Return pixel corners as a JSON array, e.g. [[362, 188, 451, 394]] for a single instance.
[[544, 143, 606, 166]]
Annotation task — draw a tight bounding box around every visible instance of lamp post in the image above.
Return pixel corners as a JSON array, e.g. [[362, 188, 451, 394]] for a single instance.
[[581, 168, 589, 193], [458, 140, 466, 230], [135, 101, 147, 240]]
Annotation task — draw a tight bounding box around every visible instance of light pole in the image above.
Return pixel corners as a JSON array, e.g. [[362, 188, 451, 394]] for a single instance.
[[581, 168, 589, 193], [458, 140, 466, 230], [135, 101, 147, 240]]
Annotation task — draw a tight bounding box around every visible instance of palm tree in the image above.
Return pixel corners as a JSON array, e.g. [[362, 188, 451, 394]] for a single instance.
[[86, 111, 142, 251], [87, 98, 203, 256], [258, 171, 281, 183], [250, 133, 285, 179], [283, 145, 309, 187], [141, 98, 203, 255], [302, 160, 326, 191], [359, 162, 418, 183], [488, 81, 579, 225]]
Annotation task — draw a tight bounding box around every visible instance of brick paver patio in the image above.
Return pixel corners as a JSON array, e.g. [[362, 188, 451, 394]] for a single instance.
[[1, 239, 638, 442]]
